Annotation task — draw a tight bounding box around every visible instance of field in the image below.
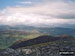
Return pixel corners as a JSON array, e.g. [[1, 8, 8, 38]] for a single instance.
[[0, 30, 42, 50]]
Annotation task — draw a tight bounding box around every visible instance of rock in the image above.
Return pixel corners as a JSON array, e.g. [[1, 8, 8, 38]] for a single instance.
[[0, 48, 21, 56]]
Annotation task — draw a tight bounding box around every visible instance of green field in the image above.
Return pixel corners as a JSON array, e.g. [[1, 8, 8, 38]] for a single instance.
[[0, 30, 42, 50]]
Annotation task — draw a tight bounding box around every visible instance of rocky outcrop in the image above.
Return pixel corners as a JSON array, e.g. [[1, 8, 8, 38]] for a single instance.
[[0, 48, 21, 56], [0, 42, 75, 56]]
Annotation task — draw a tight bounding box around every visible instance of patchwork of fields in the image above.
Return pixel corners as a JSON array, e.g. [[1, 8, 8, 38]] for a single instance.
[[0, 30, 41, 50]]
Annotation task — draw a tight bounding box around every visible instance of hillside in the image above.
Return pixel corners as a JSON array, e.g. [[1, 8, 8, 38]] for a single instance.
[[9, 35, 59, 49], [0, 25, 75, 50], [0, 35, 75, 56], [10, 35, 75, 49], [0, 30, 41, 49]]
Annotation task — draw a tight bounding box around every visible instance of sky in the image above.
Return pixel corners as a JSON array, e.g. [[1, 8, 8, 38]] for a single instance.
[[0, 0, 75, 28]]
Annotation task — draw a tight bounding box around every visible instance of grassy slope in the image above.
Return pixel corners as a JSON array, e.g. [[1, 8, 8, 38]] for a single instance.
[[21, 38, 75, 49], [0, 32, 42, 50]]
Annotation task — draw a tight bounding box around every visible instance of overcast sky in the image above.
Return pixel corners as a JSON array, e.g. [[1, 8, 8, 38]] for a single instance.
[[0, 0, 75, 28]]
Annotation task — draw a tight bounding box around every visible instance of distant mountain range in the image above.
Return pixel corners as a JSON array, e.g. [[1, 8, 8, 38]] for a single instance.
[[37, 27, 75, 36], [0, 25, 75, 36], [0, 25, 35, 31]]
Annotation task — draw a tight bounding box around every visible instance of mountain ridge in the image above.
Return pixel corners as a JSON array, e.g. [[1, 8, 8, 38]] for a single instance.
[[10, 35, 74, 49]]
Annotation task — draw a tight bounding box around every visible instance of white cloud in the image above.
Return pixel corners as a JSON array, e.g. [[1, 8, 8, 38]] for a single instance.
[[18, 1, 32, 4], [0, 0, 75, 27]]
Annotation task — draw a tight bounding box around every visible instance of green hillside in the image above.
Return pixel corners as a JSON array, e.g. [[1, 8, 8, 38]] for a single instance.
[[0, 30, 41, 50]]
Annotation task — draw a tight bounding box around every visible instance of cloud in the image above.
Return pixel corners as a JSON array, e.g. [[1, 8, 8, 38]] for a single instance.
[[0, 0, 75, 27], [17, 1, 32, 4]]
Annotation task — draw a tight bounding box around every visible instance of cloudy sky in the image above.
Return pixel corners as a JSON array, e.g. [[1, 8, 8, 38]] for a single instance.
[[0, 0, 75, 28]]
